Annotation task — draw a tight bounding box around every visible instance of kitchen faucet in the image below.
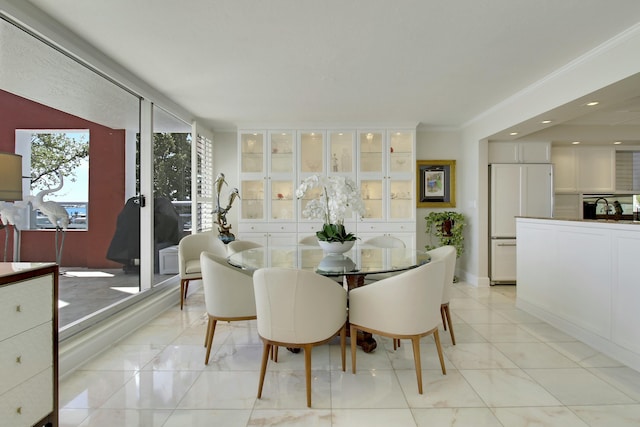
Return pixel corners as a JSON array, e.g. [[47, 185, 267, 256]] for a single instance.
[[594, 197, 610, 219]]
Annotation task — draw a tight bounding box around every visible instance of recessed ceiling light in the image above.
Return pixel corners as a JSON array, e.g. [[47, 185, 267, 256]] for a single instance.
[[572, 141, 581, 145], [586, 101, 599, 106], [510, 132, 518, 136], [541, 120, 552, 124], [614, 141, 622, 145]]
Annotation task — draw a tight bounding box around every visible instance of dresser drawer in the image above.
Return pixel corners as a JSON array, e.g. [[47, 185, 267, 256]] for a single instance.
[[0, 322, 52, 395], [0, 368, 53, 427], [0, 275, 52, 341]]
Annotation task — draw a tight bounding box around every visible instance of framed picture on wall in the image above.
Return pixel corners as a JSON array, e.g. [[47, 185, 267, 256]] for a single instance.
[[416, 160, 456, 208]]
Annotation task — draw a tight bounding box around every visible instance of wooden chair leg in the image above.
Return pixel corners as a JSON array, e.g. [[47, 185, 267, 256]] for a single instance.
[[393, 338, 401, 350], [180, 279, 187, 310], [257, 342, 271, 399], [204, 317, 217, 365], [350, 324, 358, 374], [304, 344, 312, 407], [433, 329, 446, 375], [440, 304, 447, 331], [204, 315, 211, 347], [443, 304, 456, 345], [411, 336, 423, 394], [340, 324, 346, 372]]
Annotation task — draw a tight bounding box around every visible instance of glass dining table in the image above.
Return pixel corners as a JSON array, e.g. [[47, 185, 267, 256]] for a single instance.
[[227, 243, 431, 352]]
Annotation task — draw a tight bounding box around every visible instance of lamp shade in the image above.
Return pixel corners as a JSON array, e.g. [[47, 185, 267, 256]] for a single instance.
[[0, 152, 23, 201]]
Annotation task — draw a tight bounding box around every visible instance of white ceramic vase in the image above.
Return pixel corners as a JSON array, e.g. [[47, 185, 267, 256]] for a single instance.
[[318, 240, 355, 254]]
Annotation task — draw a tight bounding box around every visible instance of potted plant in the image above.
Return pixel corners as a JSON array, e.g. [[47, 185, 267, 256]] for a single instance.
[[296, 175, 365, 252], [425, 211, 466, 258]]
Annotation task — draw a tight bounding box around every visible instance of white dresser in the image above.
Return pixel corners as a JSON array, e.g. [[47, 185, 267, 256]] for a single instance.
[[0, 263, 58, 427]]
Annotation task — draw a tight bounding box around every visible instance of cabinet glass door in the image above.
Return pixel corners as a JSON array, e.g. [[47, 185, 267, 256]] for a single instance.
[[240, 132, 264, 173], [240, 179, 264, 220], [389, 179, 413, 219], [359, 131, 383, 174], [389, 131, 413, 174], [269, 131, 294, 174], [300, 132, 325, 174], [329, 131, 354, 173], [270, 179, 294, 220], [361, 179, 383, 219]]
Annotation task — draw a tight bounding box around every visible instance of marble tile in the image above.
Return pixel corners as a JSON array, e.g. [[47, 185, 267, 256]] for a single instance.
[[396, 369, 486, 408], [524, 368, 636, 405], [493, 342, 578, 368], [75, 409, 172, 427], [569, 404, 640, 427], [588, 367, 640, 401], [492, 406, 589, 426], [164, 409, 251, 427], [77, 344, 164, 372], [517, 322, 578, 342], [459, 369, 562, 407], [101, 370, 201, 409], [444, 343, 518, 370], [253, 370, 333, 409], [412, 408, 503, 427], [440, 323, 487, 344], [330, 370, 409, 409], [453, 309, 512, 324], [57, 281, 640, 427], [332, 408, 417, 427], [177, 371, 259, 409], [60, 370, 137, 409], [469, 323, 540, 343], [248, 409, 332, 426]]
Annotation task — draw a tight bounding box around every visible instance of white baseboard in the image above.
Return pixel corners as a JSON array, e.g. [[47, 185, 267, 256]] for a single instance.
[[58, 280, 178, 379]]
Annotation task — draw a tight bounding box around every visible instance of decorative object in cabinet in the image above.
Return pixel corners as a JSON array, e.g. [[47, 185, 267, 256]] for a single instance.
[[0, 263, 58, 427], [329, 131, 354, 173]]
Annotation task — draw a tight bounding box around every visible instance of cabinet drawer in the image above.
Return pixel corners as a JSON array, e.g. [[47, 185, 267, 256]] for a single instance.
[[0, 368, 53, 427], [0, 322, 52, 395], [0, 276, 52, 341]]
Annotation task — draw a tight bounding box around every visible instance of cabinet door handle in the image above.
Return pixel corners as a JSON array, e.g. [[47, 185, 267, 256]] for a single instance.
[[497, 243, 517, 247], [16, 356, 22, 364], [16, 305, 21, 312]]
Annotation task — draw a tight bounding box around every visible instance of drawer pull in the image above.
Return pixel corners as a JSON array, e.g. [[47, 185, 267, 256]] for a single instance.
[[16, 355, 22, 364], [16, 305, 21, 312], [16, 407, 22, 414]]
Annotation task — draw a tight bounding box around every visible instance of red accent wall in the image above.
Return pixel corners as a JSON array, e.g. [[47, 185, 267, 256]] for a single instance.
[[0, 89, 126, 268]]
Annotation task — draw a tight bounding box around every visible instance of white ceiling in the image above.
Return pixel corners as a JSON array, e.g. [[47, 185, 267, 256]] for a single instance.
[[18, 0, 640, 140]]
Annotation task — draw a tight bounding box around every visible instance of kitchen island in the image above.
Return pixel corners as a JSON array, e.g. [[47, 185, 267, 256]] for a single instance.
[[516, 217, 640, 372]]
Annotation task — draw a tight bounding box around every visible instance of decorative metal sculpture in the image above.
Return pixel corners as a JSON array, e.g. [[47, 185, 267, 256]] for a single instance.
[[212, 173, 240, 244]]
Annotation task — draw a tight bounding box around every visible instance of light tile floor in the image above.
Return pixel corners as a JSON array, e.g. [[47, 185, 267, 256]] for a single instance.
[[59, 282, 640, 426]]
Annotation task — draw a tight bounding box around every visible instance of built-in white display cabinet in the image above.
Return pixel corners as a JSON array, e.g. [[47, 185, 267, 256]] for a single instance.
[[237, 127, 416, 248]]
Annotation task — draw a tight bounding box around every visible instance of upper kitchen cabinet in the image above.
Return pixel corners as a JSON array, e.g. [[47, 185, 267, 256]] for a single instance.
[[552, 146, 615, 193], [489, 141, 551, 163], [615, 150, 640, 192]]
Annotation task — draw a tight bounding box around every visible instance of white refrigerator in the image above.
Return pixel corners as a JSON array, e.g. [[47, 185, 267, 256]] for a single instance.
[[489, 163, 553, 284]]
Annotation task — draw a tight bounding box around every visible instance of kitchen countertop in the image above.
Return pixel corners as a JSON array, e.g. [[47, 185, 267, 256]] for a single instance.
[[517, 216, 640, 228]]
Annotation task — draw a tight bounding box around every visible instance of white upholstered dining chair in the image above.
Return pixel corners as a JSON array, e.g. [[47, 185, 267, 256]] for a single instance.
[[253, 267, 348, 407], [200, 251, 256, 364], [349, 259, 446, 394], [178, 232, 227, 309], [427, 245, 457, 345]]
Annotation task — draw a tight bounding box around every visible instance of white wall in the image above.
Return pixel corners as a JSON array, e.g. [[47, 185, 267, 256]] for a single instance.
[[415, 130, 463, 253], [462, 24, 640, 287]]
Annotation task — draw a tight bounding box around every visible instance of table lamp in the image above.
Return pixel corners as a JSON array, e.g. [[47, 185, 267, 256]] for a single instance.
[[0, 152, 23, 201]]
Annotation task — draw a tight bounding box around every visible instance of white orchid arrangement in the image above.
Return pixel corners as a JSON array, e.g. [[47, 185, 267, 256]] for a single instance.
[[296, 175, 366, 242]]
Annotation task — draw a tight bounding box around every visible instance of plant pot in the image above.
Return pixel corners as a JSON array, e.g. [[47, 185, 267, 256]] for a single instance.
[[318, 240, 355, 254], [442, 219, 453, 237]]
